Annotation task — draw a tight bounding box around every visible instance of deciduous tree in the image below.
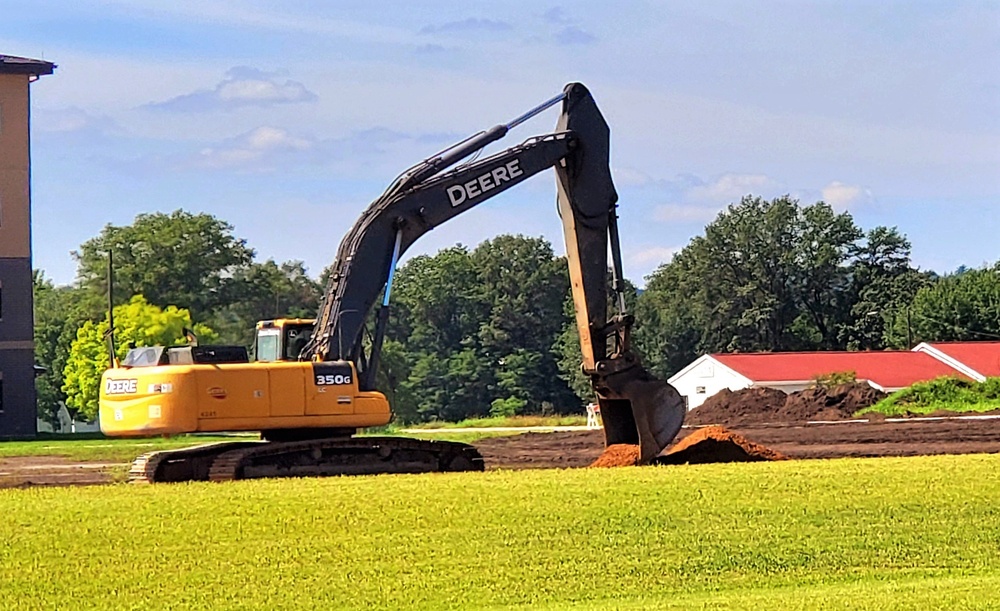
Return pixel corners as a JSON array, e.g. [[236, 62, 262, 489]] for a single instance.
[[62, 295, 217, 420], [73, 210, 255, 318]]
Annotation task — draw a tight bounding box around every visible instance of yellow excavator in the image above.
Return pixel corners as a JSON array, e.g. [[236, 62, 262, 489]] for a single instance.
[[99, 83, 686, 482]]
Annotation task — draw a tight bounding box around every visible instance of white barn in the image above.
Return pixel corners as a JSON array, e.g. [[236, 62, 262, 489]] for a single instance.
[[668, 349, 974, 410]]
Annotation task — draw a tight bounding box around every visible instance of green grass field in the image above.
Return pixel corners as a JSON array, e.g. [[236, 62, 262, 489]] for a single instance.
[[2, 454, 999, 610]]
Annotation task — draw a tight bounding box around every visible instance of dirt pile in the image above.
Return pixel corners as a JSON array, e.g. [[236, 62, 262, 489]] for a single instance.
[[589, 444, 641, 467], [777, 383, 887, 421], [657, 426, 786, 464], [685, 387, 786, 426], [588, 427, 785, 467], [685, 382, 886, 426]]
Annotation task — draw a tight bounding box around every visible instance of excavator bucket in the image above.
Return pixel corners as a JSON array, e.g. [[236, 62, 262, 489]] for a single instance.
[[597, 367, 687, 463]]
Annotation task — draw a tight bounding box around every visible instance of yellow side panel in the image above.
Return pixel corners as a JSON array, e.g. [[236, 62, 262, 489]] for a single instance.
[[268, 362, 306, 417], [354, 393, 391, 415], [194, 366, 269, 420], [100, 365, 200, 436], [305, 362, 357, 416]]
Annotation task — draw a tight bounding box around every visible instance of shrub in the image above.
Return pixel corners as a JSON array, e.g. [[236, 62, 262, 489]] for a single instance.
[[812, 370, 857, 390], [863, 376, 1000, 416], [489, 396, 527, 418]]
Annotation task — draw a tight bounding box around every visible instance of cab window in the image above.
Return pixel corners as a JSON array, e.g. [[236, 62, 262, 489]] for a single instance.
[[256, 329, 281, 362]]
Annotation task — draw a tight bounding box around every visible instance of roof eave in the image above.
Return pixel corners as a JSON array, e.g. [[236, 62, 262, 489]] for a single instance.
[[0, 57, 56, 77]]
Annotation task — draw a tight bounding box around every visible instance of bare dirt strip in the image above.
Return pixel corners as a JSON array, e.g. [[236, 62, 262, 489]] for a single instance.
[[3, 416, 1000, 487], [474, 416, 1000, 470]]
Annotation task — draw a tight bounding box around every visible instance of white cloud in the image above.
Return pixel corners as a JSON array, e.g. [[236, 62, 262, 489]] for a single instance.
[[628, 245, 681, 267], [33, 107, 122, 140], [652, 204, 720, 223], [612, 166, 655, 187], [821, 181, 874, 210], [148, 67, 318, 112], [196, 126, 313, 169], [419, 18, 513, 35], [643, 173, 786, 225], [686, 173, 782, 204], [554, 26, 597, 46]]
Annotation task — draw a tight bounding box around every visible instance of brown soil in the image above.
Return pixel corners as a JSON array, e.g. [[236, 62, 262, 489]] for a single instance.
[[0, 456, 120, 488], [777, 383, 886, 422], [686, 383, 887, 426], [589, 444, 641, 467], [657, 425, 786, 464], [901, 408, 1000, 419], [685, 386, 787, 426], [474, 414, 1000, 469], [5, 414, 1000, 486]]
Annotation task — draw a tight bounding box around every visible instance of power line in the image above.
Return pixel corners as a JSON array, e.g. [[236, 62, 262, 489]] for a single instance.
[[908, 309, 1000, 340]]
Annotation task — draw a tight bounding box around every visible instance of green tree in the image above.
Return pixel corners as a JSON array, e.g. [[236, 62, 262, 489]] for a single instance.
[[841, 227, 930, 349], [388, 246, 491, 422], [633, 256, 702, 379], [385, 236, 580, 422], [635, 195, 915, 377], [209, 259, 323, 346], [896, 264, 1000, 344], [33, 271, 91, 424], [472, 236, 574, 410], [73, 210, 255, 318], [62, 295, 217, 420]]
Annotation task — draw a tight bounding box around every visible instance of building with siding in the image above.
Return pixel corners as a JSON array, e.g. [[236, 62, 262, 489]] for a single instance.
[[0, 54, 54, 438], [668, 342, 1000, 410]]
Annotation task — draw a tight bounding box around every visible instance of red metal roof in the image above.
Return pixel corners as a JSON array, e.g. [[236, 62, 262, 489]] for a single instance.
[[925, 342, 1000, 377], [712, 351, 964, 389]]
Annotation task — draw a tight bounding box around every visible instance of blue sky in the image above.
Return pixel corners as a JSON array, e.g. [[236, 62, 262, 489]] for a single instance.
[[5, 1, 999, 287]]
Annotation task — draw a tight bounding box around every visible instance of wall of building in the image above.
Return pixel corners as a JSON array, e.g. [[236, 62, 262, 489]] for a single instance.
[[0, 72, 36, 438], [669, 357, 752, 410]]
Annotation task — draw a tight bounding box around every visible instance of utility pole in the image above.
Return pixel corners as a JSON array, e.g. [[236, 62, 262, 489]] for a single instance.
[[906, 305, 912, 348]]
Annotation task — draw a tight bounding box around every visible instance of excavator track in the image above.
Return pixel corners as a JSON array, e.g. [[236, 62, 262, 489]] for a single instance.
[[129, 440, 264, 484], [208, 436, 484, 481], [128, 437, 484, 483]]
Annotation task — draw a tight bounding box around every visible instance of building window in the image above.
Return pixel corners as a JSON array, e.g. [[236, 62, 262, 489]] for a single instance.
[[0, 378, 4, 413]]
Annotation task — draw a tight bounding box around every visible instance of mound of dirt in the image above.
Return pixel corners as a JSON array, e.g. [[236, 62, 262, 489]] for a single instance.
[[685, 387, 787, 426], [685, 382, 887, 426], [657, 426, 786, 464], [589, 444, 641, 467], [777, 382, 886, 422]]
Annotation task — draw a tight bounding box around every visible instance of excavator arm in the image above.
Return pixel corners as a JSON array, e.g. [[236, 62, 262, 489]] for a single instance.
[[307, 83, 685, 462]]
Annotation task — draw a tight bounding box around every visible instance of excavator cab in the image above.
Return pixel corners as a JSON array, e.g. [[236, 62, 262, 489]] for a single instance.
[[254, 319, 316, 362]]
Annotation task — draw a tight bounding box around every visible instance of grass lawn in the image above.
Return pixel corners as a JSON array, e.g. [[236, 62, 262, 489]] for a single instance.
[[2, 454, 1000, 609]]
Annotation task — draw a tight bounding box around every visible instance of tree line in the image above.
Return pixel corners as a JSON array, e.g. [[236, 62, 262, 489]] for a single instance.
[[34, 198, 1000, 425]]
